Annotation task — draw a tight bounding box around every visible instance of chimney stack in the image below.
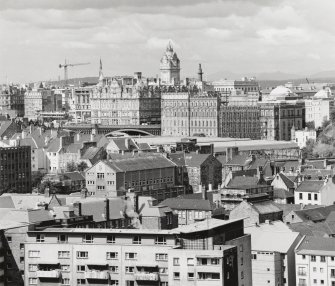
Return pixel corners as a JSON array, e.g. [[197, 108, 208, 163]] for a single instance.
[[73, 202, 82, 216]]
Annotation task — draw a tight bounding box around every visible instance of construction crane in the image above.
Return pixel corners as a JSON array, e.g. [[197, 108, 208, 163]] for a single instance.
[[59, 60, 90, 85]]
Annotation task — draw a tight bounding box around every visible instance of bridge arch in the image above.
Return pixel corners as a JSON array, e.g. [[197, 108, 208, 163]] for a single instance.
[[105, 129, 153, 137]]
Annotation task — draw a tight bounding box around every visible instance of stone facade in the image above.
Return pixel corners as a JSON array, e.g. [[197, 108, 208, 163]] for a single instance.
[[160, 42, 180, 85]]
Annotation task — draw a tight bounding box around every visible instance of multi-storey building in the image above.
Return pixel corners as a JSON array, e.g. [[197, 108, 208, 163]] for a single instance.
[[295, 236, 335, 286], [0, 85, 24, 118], [85, 155, 185, 200], [90, 66, 161, 125], [69, 86, 93, 122], [24, 88, 62, 120], [219, 105, 261, 139], [0, 229, 4, 286], [247, 221, 301, 286], [304, 90, 334, 128], [212, 77, 259, 93], [160, 42, 180, 86], [0, 145, 31, 194], [259, 86, 305, 141], [24, 218, 252, 286], [161, 89, 220, 137]]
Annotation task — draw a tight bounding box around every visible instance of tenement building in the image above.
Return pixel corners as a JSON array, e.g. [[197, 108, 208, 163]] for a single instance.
[[85, 155, 185, 201], [90, 62, 161, 126], [24, 218, 252, 286], [161, 87, 220, 137], [259, 86, 305, 141], [212, 77, 259, 94], [69, 85, 93, 122], [0, 85, 25, 118]]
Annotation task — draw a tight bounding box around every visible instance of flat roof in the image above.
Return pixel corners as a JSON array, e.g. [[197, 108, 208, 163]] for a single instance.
[[134, 136, 298, 151]]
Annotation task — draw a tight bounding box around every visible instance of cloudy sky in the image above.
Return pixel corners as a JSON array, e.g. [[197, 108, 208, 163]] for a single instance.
[[0, 0, 334, 83]]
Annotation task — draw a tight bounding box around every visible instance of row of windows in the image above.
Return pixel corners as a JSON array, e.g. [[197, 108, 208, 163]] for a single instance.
[[32, 234, 167, 245]]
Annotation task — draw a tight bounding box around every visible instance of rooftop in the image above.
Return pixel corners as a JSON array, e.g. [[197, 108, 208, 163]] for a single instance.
[[160, 198, 213, 211], [296, 180, 325, 193], [296, 236, 335, 255]]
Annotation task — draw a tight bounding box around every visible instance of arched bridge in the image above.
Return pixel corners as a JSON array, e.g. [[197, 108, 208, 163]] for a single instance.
[[63, 124, 161, 136]]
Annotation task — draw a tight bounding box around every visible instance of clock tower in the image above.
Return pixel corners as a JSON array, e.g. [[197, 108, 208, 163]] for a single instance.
[[160, 42, 180, 85]]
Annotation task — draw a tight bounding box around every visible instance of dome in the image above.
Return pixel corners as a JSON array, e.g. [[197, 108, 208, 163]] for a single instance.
[[269, 85, 294, 98], [314, 89, 330, 99]]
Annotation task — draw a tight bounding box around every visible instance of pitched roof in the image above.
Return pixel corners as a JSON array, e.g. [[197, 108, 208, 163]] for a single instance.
[[275, 203, 320, 217], [293, 205, 335, 223], [63, 172, 85, 181], [46, 138, 61, 152], [227, 176, 259, 189], [226, 154, 250, 166], [106, 155, 176, 172], [137, 142, 152, 150], [296, 236, 335, 255], [110, 138, 138, 151], [141, 205, 172, 217], [304, 160, 327, 169], [302, 169, 333, 179], [159, 198, 213, 211], [185, 153, 211, 167], [283, 160, 300, 171], [289, 221, 335, 237], [81, 147, 101, 160], [246, 222, 300, 253], [278, 173, 295, 189], [168, 152, 186, 167], [0, 121, 13, 137], [296, 180, 325, 193], [251, 200, 283, 215]]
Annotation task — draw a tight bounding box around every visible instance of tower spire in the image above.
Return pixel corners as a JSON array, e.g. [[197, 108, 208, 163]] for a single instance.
[[99, 58, 104, 82], [198, 63, 203, 81]]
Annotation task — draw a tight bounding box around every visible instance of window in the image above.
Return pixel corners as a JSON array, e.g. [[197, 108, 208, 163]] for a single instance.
[[58, 251, 70, 259], [133, 236, 141, 245], [314, 194, 318, 200], [211, 258, 220, 265], [125, 252, 137, 260], [160, 282, 168, 286], [36, 234, 45, 242], [77, 265, 85, 272], [156, 253, 168, 261], [58, 235, 68, 243], [188, 272, 194, 280], [7, 236, 12, 243], [174, 272, 180, 280], [302, 255, 306, 259], [77, 279, 86, 285], [308, 193, 311, 200], [107, 252, 118, 259], [77, 251, 88, 259], [313, 267, 317, 272], [107, 235, 115, 244], [155, 236, 166, 245], [321, 280, 324, 285], [20, 243, 24, 250], [61, 265, 70, 271], [110, 266, 119, 273], [83, 235, 93, 243], [311, 255, 316, 262], [299, 193, 303, 199], [320, 256, 326, 262], [126, 281, 134, 286], [159, 267, 168, 275], [173, 258, 180, 266], [28, 264, 38, 272], [314, 279, 317, 284], [29, 278, 37, 285], [252, 254, 257, 260], [331, 269, 335, 277], [97, 173, 104, 179], [110, 281, 119, 286], [61, 278, 70, 285], [267, 268, 270, 271], [125, 266, 134, 273], [187, 258, 194, 265], [320, 268, 324, 273], [28, 250, 40, 258], [20, 256, 24, 263], [198, 272, 220, 280]]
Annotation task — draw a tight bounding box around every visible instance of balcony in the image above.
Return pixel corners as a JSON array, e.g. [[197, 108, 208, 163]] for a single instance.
[[85, 270, 109, 280], [36, 270, 61, 278], [135, 272, 159, 281], [298, 272, 307, 276]]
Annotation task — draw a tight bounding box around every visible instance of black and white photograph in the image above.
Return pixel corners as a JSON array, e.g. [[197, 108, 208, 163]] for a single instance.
[[0, 0, 335, 285]]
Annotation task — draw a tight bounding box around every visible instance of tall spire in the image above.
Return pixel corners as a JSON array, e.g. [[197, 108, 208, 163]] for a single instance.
[[198, 63, 203, 81], [166, 41, 173, 52], [99, 58, 104, 82]]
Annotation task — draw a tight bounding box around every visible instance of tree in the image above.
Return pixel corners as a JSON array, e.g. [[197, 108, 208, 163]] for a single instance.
[[301, 139, 316, 159], [330, 110, 335, 124], [66, 161, 77, 172], [305, 121, 315, 130], [321, 118, 331, 129], [77, 161, 88, 172]]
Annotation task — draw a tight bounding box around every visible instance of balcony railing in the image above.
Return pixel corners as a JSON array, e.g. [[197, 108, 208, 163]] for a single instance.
[[134, 272, 159, 281], [85, 270, 109, 280], [298, 272, 307, 276], [36, 270, 61, 278]]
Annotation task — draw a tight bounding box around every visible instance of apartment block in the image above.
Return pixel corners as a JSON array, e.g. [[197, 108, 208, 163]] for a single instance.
[[24, 218, 252, 286], [295, 236, 335, 286]]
